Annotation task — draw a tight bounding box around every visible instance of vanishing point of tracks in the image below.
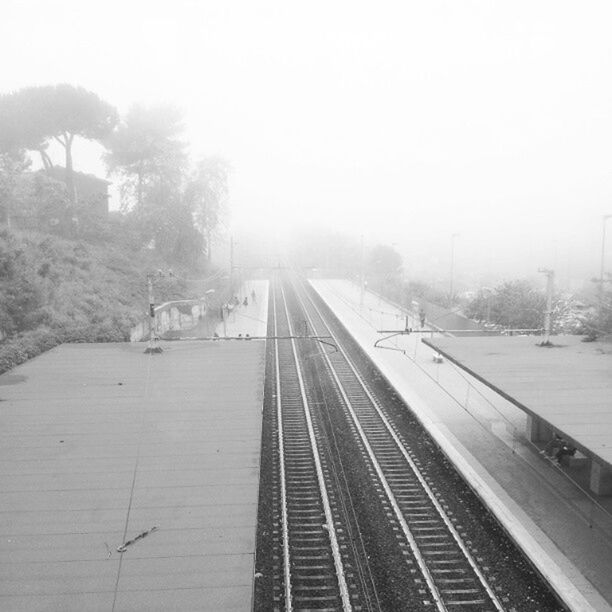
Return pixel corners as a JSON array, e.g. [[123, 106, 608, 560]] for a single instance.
[[255, 274, 565, 612]]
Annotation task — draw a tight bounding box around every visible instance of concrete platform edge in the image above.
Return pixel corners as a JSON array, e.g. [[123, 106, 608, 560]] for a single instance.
[[431, 422, 607, 612]]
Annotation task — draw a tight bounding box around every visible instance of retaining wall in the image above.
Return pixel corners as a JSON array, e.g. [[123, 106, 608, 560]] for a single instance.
[[130, 300, 207, 342]]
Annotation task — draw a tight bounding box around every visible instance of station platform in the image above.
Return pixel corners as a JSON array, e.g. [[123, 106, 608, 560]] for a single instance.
[[0, 339, 266, 611], [217, 280, 269, 339], [161, 280, 269, 341], [310, 278, 612, 612], [421, 334, 612, 496]]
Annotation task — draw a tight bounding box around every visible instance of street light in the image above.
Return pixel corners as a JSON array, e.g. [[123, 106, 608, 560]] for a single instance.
[[599, 214, 612, 304], [360, 234, 365, 307], [449, 233, 459, 306], [538, 268, 555, 345], [481, 286, 493, 325]]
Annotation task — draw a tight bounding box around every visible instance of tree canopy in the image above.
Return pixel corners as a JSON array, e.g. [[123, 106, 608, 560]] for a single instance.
[[0, 84, 117, 200], [183, 156, 230, 260], [104, 105, 229, 266], [367, 245, 402, 282], [466, 280, 546, 330], [0, 85, 229, 269], [104, 104, 186, 210]]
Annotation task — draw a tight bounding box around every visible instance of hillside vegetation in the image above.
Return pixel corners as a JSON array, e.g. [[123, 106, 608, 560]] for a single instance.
[[0, 229, 190, 373], [0, 84, 232, 374]]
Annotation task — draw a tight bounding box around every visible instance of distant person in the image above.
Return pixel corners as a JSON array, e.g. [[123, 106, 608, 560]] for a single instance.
[[555, 444, 576, 465], [243, 297, 249, 307], [542, 433, 565, 458], [251, 289, 256, 303], [419, 307, 426, 328]]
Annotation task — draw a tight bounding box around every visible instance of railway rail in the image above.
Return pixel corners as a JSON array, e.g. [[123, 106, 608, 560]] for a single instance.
[[290, 277, 505, 611], [256, 273, 566, 612], [268, 282, 377, 610]]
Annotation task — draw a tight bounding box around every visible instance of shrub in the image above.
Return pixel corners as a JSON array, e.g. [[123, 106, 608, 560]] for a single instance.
[[0, 327, 61, 374]]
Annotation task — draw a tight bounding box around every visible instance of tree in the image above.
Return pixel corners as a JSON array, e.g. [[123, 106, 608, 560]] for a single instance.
[[581, 276, 612, 339], [0, 93, 45, 155], [104, 104, 187, 211], [0, 149, 31, 229], [0, 85, 117, 202], [183, 156, 230, 261], [367, 244, 403, 298], [404, 280, 448, 309], [466, 280, 546, 330], [104, 105, 205, 264]]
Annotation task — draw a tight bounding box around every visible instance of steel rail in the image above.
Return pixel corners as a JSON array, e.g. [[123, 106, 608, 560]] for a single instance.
[[294, 278, 506, 612], [273, 285, 293, 611], [279, 285, 353, 611], [290, 281, 446, 611]]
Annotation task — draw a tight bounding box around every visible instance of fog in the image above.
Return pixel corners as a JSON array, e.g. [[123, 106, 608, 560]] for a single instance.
[[3, 0, 612, 291]]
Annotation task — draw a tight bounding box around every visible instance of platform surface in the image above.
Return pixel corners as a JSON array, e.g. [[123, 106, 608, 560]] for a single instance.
[[217, 280, 269, 338], [311, 278, 612, 612], [0, 340, 266, 611], [421, 334, 612, 469]]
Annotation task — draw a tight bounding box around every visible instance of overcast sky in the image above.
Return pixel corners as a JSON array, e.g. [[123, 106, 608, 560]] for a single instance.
[[2, 0, 612, 288]]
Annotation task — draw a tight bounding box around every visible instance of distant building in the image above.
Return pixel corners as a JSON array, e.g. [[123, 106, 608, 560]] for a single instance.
[[44, 167, 110, 219]]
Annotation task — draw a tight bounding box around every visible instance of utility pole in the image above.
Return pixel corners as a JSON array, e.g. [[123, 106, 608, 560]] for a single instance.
[[449, 233, 459, 306], [538, 268, 554, 345], [230, 235, 234, 289], [360, 234, 365, 307], [144, 273, 163, 354], [599, 215, 612, 307], [482, 287, 493, 325]]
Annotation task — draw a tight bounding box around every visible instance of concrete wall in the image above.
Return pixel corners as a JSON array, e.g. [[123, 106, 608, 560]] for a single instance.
[[130, 300, 207, 342]]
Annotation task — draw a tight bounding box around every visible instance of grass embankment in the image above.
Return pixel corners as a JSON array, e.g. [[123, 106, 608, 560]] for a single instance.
[[0, 229, 192, 374]]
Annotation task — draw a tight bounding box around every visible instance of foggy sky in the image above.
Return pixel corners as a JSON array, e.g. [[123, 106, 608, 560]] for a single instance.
[[2, 0, 612, 289]]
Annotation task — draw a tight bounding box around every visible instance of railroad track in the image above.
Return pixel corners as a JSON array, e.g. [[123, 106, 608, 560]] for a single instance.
[[283, 275, 506, 612], [270, 281, 377, 611], [261, 273, 564, 611]]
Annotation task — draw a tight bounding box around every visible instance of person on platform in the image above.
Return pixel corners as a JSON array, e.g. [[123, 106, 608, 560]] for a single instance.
[[541, 433, 565, 458], [419, 307, 426, 328], [555, 443, 576, 465]]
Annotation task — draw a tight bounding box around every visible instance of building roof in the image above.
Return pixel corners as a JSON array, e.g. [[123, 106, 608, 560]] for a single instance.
[[422, 335, 612, 469], [42, 166, 111, 186], [0, 340, 264, 610]]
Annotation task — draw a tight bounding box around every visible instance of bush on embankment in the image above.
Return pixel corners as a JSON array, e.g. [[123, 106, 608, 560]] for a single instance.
[[0, 229, 200, 374]]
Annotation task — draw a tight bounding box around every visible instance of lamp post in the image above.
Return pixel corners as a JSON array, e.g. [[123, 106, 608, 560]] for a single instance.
[[599, 214, 612, 305], [360, 234, 365, 307], [449, 233, 459, 306], [481, 286, 493, 325], [538, 268, 555, 345], [230, 235, 235, 289]]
